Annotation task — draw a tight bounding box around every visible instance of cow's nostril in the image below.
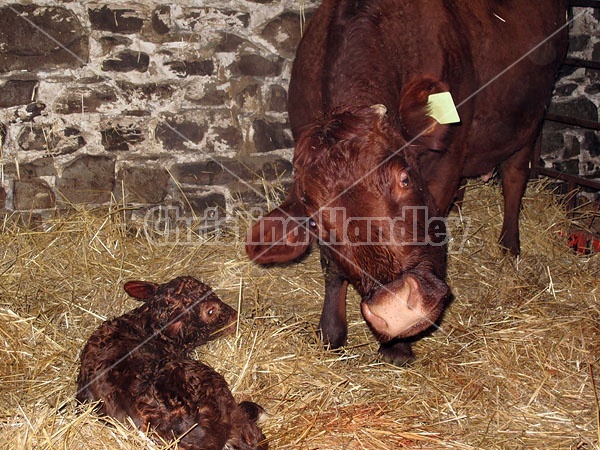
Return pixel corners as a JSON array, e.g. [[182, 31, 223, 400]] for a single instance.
[[404, 276, 418, 310]]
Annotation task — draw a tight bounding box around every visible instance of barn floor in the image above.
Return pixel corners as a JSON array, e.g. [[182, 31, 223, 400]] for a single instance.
[[0, 180, 599, 450]]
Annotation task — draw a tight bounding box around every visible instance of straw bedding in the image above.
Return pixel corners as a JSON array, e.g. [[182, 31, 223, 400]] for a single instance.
[[0, 179, 598, 450]]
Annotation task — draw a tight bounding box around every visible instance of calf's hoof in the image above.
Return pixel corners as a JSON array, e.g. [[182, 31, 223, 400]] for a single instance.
[[378, 340, 415, 366], [239, 401, 268, 423]]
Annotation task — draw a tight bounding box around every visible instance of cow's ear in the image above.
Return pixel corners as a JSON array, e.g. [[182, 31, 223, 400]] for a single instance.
[[123, 281, 159, 302], [246, 188, 313, 264], [398, 76, 452, 150], [370, 103, 388, 118]]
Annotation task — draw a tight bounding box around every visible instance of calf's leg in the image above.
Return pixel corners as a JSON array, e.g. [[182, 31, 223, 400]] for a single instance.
[[499, 144, 533, 256], [318, 247, 349, 349]]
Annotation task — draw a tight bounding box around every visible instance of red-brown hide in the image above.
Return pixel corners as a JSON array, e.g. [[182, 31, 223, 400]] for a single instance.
[[247, 0, 568, 365]]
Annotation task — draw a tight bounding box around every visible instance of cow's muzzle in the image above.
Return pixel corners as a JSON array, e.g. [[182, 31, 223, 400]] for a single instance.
[[361, 274, 449, 341]]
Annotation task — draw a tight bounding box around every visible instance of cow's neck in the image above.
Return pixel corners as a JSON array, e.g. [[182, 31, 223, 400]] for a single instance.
[[322, 15, 398, 112], [321, 0, 443, 114]]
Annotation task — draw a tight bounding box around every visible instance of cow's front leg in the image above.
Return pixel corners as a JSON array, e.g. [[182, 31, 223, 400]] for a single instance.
[[499, 143, 533, 256], [318, 247, 349, 349]]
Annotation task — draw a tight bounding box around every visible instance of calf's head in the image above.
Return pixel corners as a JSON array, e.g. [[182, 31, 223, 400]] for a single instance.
[[124, 276, 237, 347], [247, 77, 453, 342]]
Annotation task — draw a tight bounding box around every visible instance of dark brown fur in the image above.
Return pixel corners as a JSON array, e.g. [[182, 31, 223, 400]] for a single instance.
[[247, 0, 568, 365], [76, 276, 267, 450]]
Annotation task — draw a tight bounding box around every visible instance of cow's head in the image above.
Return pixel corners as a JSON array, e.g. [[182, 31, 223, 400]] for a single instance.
[[247, 76, 453, 342]]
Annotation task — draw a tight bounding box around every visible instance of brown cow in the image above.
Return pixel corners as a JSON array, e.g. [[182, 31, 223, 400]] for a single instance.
[[247, 0, 568, 365]]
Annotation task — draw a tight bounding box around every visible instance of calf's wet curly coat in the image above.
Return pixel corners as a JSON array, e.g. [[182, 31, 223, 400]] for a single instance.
[[76, 276, 267, 450]]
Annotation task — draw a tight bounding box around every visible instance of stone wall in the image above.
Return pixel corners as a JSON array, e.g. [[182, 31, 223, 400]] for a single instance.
[[0, 0, 317, 221], [0, 1, 598, 223], [543, 6, 600, 189]]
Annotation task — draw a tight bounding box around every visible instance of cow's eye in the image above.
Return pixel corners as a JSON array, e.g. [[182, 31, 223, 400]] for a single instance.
[[400, 171, 410, 187], [308, 218, 317, 228]]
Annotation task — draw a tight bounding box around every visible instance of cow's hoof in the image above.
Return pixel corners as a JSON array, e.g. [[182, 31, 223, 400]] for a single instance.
[[499, 234, 520, 257], [318, 326, 347, 351], [378, 340, 415, 366]]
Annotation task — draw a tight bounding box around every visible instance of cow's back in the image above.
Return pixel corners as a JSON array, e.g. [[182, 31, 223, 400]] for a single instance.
[[289, 0, 568, 181]]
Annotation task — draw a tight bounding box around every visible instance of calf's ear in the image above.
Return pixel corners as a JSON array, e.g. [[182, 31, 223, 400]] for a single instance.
[[246, 190, 312, 264], [398, 76, 453, 150], [123, 281, 159, 301]]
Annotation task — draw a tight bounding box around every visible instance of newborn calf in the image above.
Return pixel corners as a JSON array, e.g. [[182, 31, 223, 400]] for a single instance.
[[77, 276, 267, 450]]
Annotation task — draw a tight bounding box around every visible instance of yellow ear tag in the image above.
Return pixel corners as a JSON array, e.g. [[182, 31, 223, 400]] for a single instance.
[[427, 92, 460, 124]]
